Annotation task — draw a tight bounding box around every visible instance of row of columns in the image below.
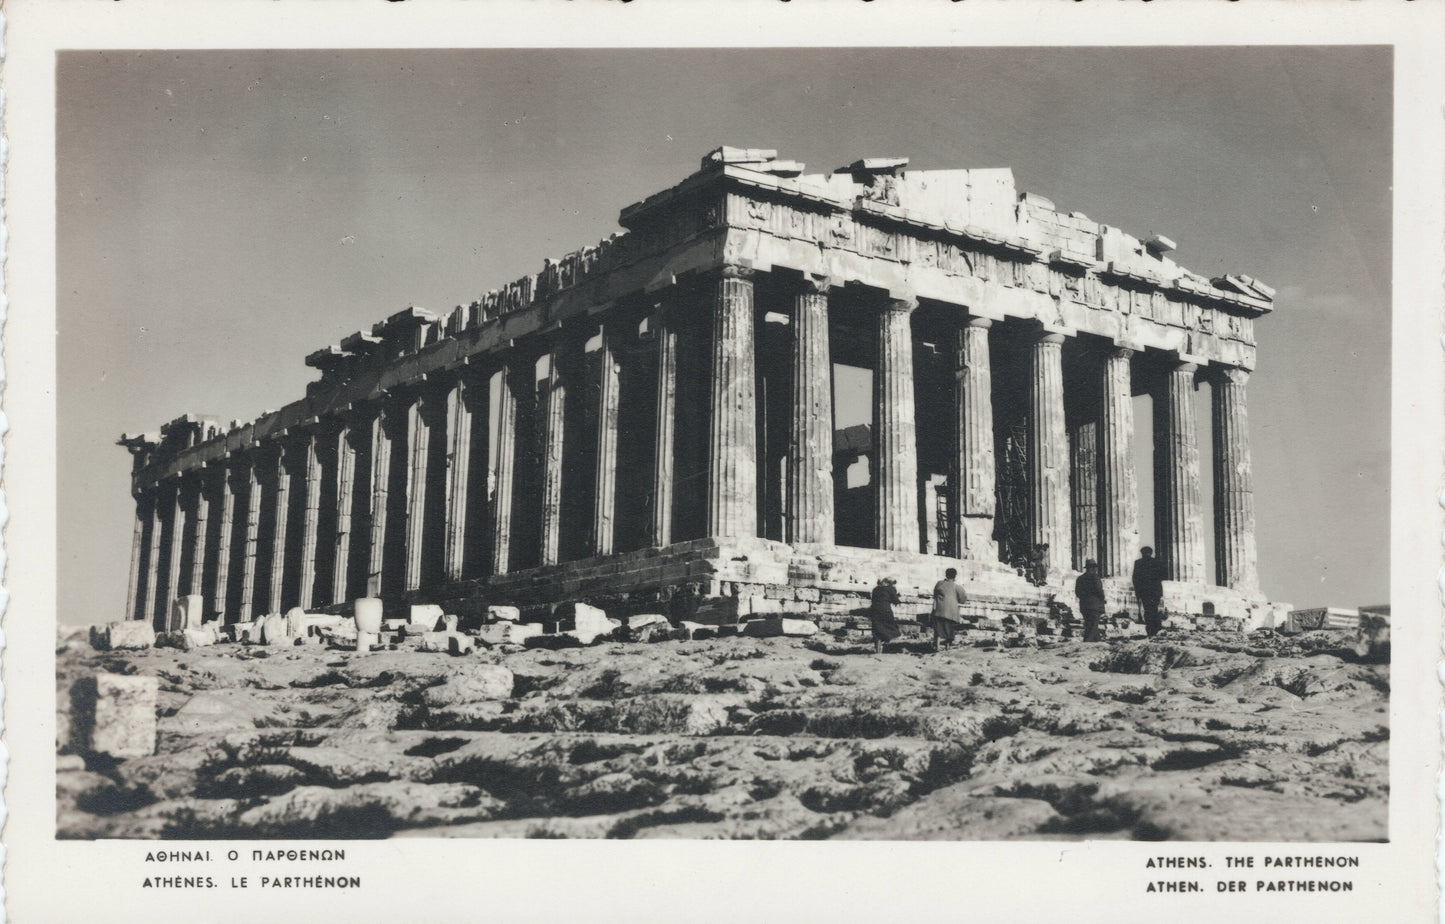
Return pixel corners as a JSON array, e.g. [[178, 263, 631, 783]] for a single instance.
[[127, 264, 1261, 623]]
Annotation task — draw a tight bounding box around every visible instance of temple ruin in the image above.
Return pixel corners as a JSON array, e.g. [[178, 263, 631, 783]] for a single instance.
[[119, 147, 1278, 629]]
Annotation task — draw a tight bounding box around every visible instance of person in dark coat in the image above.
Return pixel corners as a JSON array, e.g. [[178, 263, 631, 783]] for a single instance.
[[931, 568, 969, 651], [1074, 559, 1107, 642], [868, 577, 902, 654], [1132, 546, 1166, 637]]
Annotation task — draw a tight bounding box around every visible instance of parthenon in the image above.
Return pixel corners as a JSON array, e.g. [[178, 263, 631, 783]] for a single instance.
[[120, 147, 1276, 629]]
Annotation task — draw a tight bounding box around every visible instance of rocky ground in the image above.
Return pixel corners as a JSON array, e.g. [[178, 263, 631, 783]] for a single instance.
[[56, 626, 1388, 841]]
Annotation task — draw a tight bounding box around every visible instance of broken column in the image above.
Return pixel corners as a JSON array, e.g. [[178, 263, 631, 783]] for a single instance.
[[876, 296, 919, 552], [124, 493, 150, 623]]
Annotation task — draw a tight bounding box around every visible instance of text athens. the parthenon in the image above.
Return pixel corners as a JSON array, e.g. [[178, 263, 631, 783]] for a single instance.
[[120, 147, 1276, 627]]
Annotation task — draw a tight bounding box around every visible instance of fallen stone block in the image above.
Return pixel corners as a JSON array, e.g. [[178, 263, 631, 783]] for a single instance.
[[410, 603, 445, 628], [476, 622, 544, 647], [625, 613, 669, 630], [284, 607, 308, 638], [973, 618, 1005, 632], [158, 628, 216, 651], [170, 594, 205, 631], [438, 614, 459, 633], [742, 617, 819, 638], [692, 597, 740, 626], [552, 601, 611, 635], [679, 620, 717, 640], [71, 674, 157, 759], [259, 613, 290, 645], [448, 634, 476, 655], [382, 618, 408, 632], [487, 605, 521, 623], [93, 621, 155, 651], [416, 632, 452, 653]]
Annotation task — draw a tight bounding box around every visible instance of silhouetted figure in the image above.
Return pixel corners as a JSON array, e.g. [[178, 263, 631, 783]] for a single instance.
[[1132, 546, 1166, 637], [1026, 543, 1050, 587], [931, 567, 969, 651], [1074, 559, 1107, 642], [868, 577, 902, 654]]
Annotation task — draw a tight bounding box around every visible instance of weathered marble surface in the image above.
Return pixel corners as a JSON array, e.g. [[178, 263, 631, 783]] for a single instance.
[[58, 628, 1384, 841]]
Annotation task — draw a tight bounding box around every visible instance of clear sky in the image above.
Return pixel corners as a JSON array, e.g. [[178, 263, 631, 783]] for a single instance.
[[56, 46, 1391, 624]]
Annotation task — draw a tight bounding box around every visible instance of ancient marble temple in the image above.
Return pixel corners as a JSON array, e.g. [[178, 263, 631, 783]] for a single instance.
[[120, 148, 1277, 628]]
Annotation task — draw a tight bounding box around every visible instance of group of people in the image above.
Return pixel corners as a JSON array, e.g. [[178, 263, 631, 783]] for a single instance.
[[866, 546, 1167, 653]]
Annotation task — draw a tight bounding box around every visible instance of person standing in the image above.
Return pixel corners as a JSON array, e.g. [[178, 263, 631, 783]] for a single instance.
[[868, 577, 902, 654], [931, 567, 969, 651], [1132, 546, 1165, 638], [1074, 559, 1107, 642]]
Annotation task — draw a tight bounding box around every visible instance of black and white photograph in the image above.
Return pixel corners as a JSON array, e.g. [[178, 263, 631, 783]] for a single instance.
[[6, 3, 1442, 922]]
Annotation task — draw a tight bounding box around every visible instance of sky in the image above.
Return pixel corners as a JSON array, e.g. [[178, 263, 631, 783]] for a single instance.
[[56, 46, 1392, 624]]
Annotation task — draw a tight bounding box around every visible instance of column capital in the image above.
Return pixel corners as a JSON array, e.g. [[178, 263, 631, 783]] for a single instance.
[[1106, 343, 1137, 361], [1022, 320, 1072, 344], [795, 273, 832, 296], [879, 295, 917, 316], [717, 263, 757, 282], [964, 315, 993, 330], [1209, 364, 1250, 387]]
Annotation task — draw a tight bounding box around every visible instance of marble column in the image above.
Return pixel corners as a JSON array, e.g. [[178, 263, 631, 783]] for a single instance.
[[875, 297, 920, 552], [489, 364, 519, 576], [1211, 366, 1258, 592], [213, 465, 237, 619], [443, 374, 475, 582], [331, 424, 358, 604], [404, 391, 432, 591], [366, 407, 394, 597], [593, 326, 622, 556], [163, 481, 185, 624], [1028, 330, 1071, 574], [187, 474, 210, 600], [1069, 366, 1100, 571], [788, 276, 834, 545], [539, 348, 567, 566], [1154, 361, 1206, 583], [955, 317, 997, 560], [1096, 346, 1139, 578], [239, 459, 262, 621], [707, 266, 758, 540], [651, 309, 678, 547], [297, 434, 323, 609], [144, 491, 164, 625], [125, 494, 150, 622], [267, 446, 291, 613]]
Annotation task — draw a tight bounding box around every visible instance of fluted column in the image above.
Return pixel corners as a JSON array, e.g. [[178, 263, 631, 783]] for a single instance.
[[125, 494, 150, 621], [1069, 372, 1099, 571], [331, 424, 358, 604], [1212, 366, 1258, 592], [651, 310, 678, 547], [163, 481, 185, 624], [707, 266, 758, 540], [187, 474, 210, 599], [267, 447, 291, 613], [539, 349, 567, 566], [297, 434, 322, 609], [1154, 361, 1206, 583], [144, 491, 164, 624], [489, 364, 519, 575], [366, 407, 394, 596], [213, 466, 237, 619], [443, 375, 475, 581], [788, 276, 834, 545], [955, 317, 997, 560], [876, 297, 919, 552], [1096, 346, 1139, 578], [1027, 330, 1071, 574], [404, 392, 432, 590], [239, 459, 262, 621], [593, 327, 622, 556]]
